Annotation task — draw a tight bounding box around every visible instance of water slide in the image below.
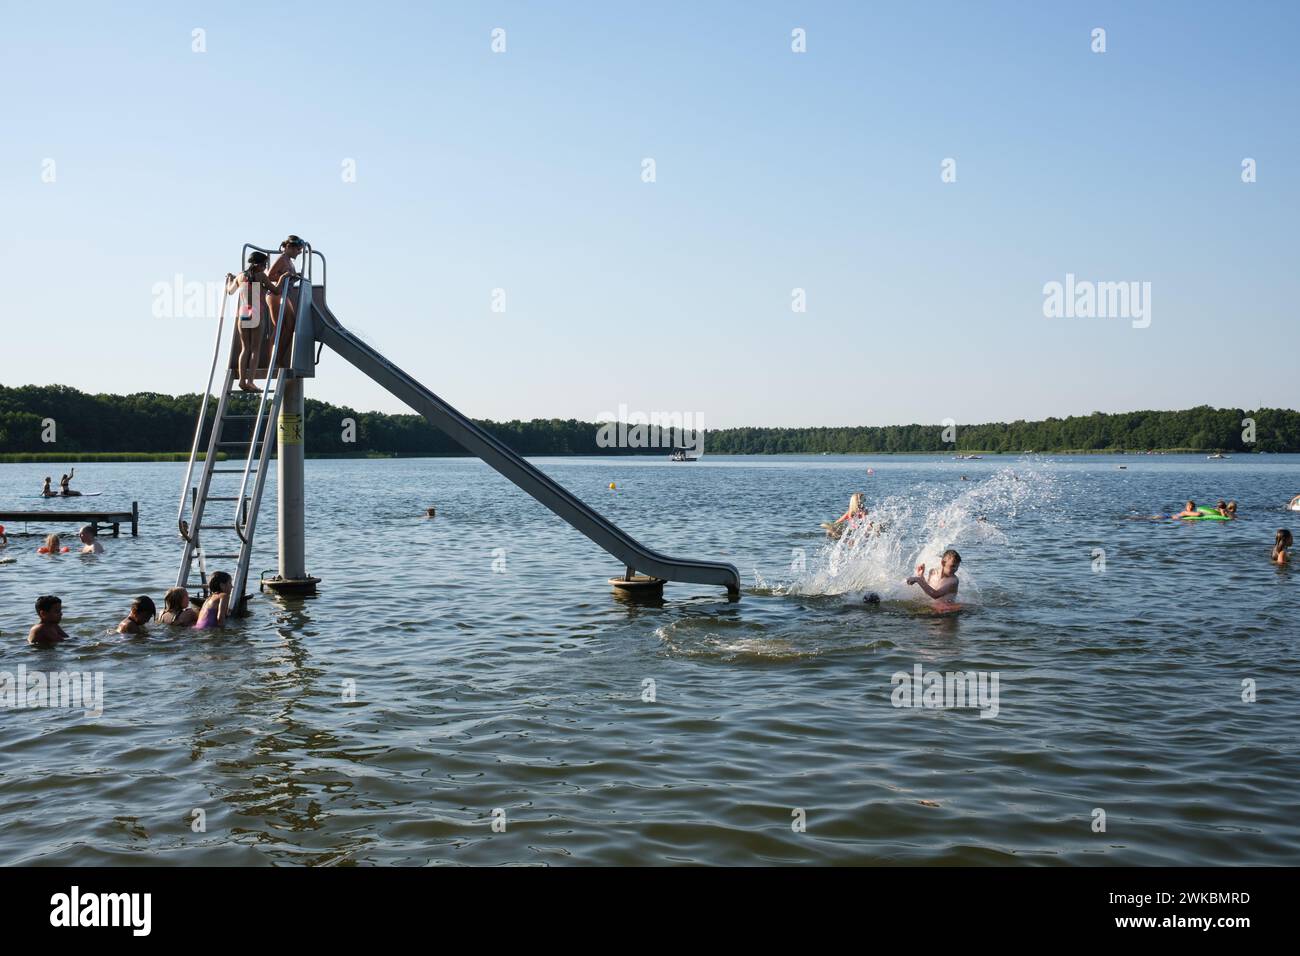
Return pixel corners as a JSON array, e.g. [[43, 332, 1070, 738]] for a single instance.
[[310, 289, 742, 596]]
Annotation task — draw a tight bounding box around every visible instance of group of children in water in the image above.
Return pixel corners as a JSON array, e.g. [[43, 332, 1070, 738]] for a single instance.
[[27, 574, 232, 645], [19, 238, 309, 646], [1166, 498, 1292, 565], [1171, 499, 1238, 519], [14, 514, 231, 644]]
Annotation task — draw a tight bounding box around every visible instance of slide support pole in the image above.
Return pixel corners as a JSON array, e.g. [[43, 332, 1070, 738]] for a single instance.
[[264, 375, 319, 596]]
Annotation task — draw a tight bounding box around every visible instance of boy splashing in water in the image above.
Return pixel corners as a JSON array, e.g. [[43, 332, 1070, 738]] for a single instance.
[[906, 549, 961, 603]]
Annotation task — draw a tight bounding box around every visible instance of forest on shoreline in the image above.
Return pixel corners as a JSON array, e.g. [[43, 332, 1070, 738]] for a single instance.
[[1, 385, 1298, 458]]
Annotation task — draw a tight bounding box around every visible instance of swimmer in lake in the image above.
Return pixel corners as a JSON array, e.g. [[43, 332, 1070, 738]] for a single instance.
[[29, 595, 69, 645], [194, 571, 233, 629], [823, 492, 870, 539], [835, 492, 868, 525], [159, 587, 198, 626], [117, 595, 157, 635], [1172, 500, 1200, 519], [37, 533, 68, 554], [1274, 529, 1293, 566], [906, 549, 961, 601], [78, 524, 104, 554]]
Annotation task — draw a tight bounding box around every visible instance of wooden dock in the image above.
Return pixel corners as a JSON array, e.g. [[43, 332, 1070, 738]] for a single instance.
[[0, 501, 139, 537]]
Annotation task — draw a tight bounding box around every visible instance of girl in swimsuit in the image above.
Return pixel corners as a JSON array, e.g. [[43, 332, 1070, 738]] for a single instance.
[[264, 235, 306, 368], [160, 587, 198, 626], [194, 571, 232, 629], [37, 533, 68, 554], [59, 469, 80, 496], [1274, 529, 1293, 566], [41, 476, 55, 497], [226, 251, 273, 392]]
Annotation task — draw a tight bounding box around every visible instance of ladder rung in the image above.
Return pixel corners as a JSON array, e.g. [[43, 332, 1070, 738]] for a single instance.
[[206, 496, 242, 501], [217, 441, 263, 447], [222, 414, 258, 420], [197, 524, 239, 531], [211, 468, 256, 474], [195, 553, 241, 560]]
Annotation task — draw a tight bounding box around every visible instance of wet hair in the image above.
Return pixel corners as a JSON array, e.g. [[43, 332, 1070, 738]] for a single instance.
[[1186, 500, 1196, 510], [1277, 529, 1294, 550], [163, 587, 188, 613], [848, 492, 866, 514], [1217, 500, 1228, 510], [208, 571, 232, 594], [79, 524, 97, 538], [130, 595, 157, 621], [246, 250, 269, 269], [280, 234, 305, 252], [1226, 500, 1238, 513], [35, 595, 62, 615], [43, 533, 61, 552], [942, 548, 962, 569]]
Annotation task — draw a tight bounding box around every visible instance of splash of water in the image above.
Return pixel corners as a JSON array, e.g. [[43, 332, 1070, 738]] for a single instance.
[[763, 466, 1057, 601]]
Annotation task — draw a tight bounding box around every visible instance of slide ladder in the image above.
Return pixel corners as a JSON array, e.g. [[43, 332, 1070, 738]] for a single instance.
[[309, 287, 741, 595], [176, 276, 294, 608]]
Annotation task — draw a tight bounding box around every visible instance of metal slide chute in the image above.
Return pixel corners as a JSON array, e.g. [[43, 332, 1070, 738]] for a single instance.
[[310, 288, 741, 596]]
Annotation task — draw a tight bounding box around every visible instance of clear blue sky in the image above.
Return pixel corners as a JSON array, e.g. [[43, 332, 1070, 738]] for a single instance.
[[2, 1, 1296, 428]]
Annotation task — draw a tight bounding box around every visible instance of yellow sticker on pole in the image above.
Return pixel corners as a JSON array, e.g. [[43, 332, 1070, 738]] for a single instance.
[[279, 412, 303, 445]]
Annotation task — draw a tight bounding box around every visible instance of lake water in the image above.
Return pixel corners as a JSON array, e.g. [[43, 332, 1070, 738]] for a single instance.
[[1, 454, 1297, 865]]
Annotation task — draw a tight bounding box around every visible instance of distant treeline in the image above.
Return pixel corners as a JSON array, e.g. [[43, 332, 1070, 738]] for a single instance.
[[1, 385, 1297, 456], [704, 407, 1300, 454]]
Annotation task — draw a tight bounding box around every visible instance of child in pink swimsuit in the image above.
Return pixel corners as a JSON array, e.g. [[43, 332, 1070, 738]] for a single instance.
[[194, 571, 232, 629], [225, 252, 272, 393]]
